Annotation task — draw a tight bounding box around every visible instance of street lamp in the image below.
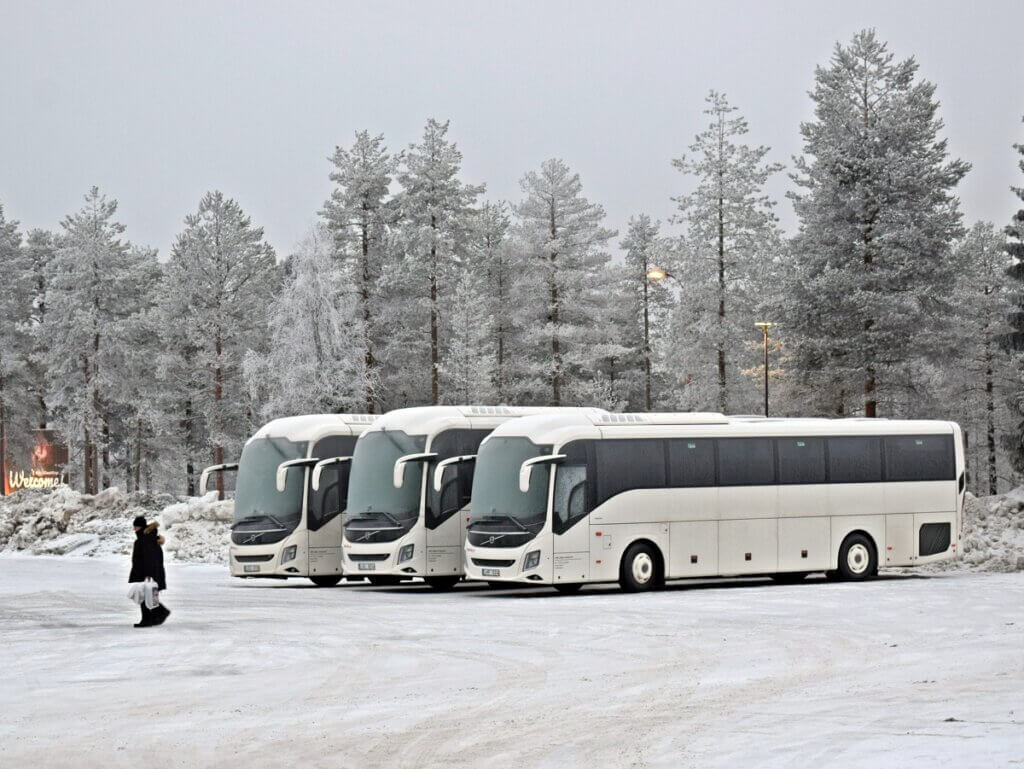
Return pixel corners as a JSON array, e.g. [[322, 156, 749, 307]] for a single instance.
[[645, 266, 681, 411], [754, 322, 775, 417]]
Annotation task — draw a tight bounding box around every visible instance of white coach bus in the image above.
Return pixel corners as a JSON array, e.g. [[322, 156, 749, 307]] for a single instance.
[[464, 410, 965, 592], [201, 414, 376, 586], [342, 405, 569, 589]]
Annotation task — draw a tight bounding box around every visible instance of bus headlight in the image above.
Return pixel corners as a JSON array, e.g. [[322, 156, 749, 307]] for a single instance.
[[398, 544, 415, 563], [523, 550, 541, 571], [281, 545, 297, 564]]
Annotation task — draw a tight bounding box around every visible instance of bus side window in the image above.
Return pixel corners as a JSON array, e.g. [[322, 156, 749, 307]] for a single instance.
[[553, 464, 587, 532]]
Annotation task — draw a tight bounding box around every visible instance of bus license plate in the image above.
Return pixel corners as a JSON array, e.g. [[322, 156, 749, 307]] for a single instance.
[[243, 565, 260, 573], [482, 568, 500, 577], [358, 562, 376, 571]]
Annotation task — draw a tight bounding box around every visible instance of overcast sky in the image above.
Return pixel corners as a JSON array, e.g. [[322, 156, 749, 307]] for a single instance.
[[2, 0, 1022, 259]]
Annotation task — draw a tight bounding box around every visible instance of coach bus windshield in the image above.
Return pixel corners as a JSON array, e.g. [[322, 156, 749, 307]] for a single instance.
[[468, 437, 550, 539], [233, 437, 309, 532], [346, 430, 427, 541]]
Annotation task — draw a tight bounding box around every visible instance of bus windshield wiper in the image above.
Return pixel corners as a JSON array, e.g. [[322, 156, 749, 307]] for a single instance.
[[471, 513, 529, 532], [231, 513, 289, 531]]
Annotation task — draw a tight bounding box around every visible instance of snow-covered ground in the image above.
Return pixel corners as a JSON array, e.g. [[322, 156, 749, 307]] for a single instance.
[[0, 556, 1021, 768]]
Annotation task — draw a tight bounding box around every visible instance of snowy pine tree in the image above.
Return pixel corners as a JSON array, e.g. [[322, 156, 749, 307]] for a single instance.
[[670, 91, 783, 414], [1001, 117, 1024, 479], [395, 119, 484, 405], [322, 131, 399, 412], [786, 30, 969, 417], [474, 202, 517, 403], [512, 158, 615, 405], [244, 224, 364, 418], [159, 191, 278, 496], [945, 223, 1013, 494], [0, 206, 34, 476], [42, 188, 158, 492]]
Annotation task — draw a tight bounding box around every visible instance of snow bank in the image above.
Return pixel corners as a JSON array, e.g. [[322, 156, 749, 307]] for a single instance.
[[0, 486, 232, 564], [956, 490, 1024, 572]]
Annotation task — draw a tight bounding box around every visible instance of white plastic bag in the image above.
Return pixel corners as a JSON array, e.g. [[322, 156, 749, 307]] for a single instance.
[[127, 582, 146, 605], [144, 577, 160, 610]]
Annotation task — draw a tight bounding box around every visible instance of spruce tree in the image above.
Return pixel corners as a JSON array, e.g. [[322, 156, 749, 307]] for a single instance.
[[512, 158, 615, 405], [787, 29, 969, 417], [396, 119, 484, 405], [322, 131, 399, 412], [671, 91, 783, 414], [1001, 117, 1024, 478], [160, 191, 278, 497]]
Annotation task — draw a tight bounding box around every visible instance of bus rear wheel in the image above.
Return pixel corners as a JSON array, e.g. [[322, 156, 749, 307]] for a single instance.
[[620, 542, 659, 592], [309, 575, 343, 587], [838, 533, 877, 581], [426, 576, 460, 590]]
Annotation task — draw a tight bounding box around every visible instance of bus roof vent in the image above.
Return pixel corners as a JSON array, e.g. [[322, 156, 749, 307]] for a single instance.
[[593, 413, 649, 425], [463, 405, 516, 416], [344, 414, 378, 424], [595, 412, 729, 426]]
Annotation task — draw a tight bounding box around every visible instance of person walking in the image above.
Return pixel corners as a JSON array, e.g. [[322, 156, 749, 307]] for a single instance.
[[128, 515, 170, 628]]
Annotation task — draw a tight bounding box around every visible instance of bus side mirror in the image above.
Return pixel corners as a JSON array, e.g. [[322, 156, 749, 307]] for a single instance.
[[432, 455, 476, 492], [311, 456, 352, 491], [276, 458, 320, 493], [518, 454, 566, 493], [392, 452, 438, 489]]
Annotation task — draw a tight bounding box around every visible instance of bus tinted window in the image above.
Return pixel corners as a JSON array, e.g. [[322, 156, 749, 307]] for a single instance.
[[778, 437, 826, 485], [884, 435, 955, 482], [553, 440, 591, 533], [667, 438, 716, 487], [827, 437, 882, 483], [717, 438, 775, 486], [594, 439, 666, 506], [308, 435, 358, 531], [425, 429, 492, 529]]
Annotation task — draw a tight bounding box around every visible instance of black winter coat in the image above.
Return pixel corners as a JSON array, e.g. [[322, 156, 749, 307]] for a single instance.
[[129, 522, 167, 590]]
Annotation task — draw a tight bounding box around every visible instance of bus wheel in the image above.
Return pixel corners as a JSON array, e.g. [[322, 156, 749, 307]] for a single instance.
[[620, 543, 659, 592], [771, 572, 808, 583], [309, 575, 343, 587], [554, 582, 582, 594], [838, 534, 877, 581], [426, 576, 459, 590]]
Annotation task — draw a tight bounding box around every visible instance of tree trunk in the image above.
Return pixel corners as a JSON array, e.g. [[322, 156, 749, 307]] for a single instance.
[[134, 418, 142, 493], [0, 371, 7, 496], [549, 202, 561, 406], [717, 196, 726, 414], [214, 334, 224, 501], [985, 339, 997, 495], [184, 398, 195, 496], [429, 212, 441, 405], [361, 218, 375, 413], [101, 414, 110, 490], [643, 254, 651, 411]]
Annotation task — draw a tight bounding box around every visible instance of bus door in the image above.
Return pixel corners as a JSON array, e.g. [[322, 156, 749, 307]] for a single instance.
[[425, 429, 491, 576], [551, 441, 591, 584], [306, 435, 356, 576]]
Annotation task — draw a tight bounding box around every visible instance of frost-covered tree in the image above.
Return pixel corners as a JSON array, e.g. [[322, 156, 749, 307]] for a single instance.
[[441, 267, 494, 404], [787, 30, 969, 417], [621, 215, 672, 410], [321, 131, 399, 412], [43, 188, 158, 493], [396, 119, 484, 404], [159, 191, 278, 496], [1001, 117, 1024, 478], [513, 158, 615, 405], [944, 223, 1012, 494], [244, 224, 364, 418], [0, 205, 33, 479], [23, 229, 56, 430], [474, 202, 517, 402], [671, 91, 783, 414]]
